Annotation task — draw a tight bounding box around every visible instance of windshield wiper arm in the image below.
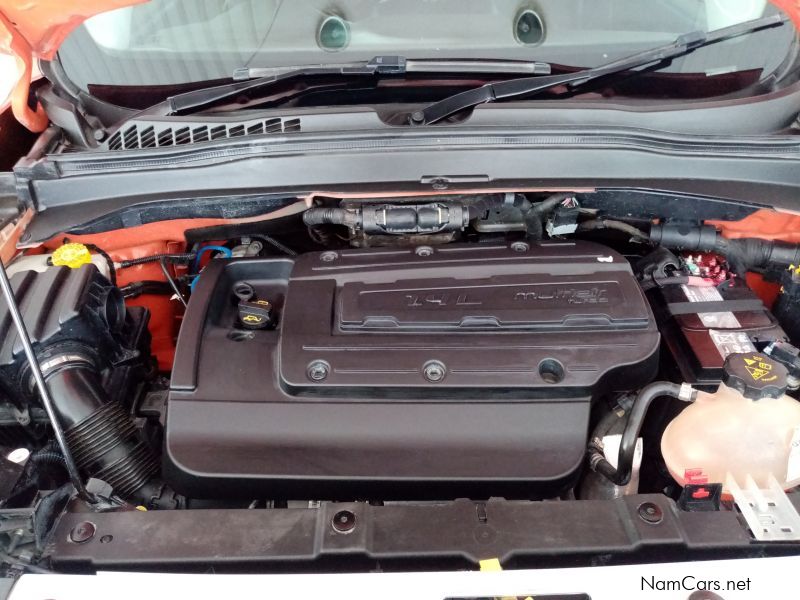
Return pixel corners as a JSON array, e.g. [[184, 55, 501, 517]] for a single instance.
[[415, 13, 788, 125], [142, 56, 552, 117]]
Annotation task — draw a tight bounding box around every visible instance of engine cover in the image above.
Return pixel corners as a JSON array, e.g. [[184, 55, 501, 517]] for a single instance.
[[165, 241, 659, 499]]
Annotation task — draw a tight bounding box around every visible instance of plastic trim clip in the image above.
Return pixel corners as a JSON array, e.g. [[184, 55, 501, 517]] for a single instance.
[[727, 474, 800, 542]]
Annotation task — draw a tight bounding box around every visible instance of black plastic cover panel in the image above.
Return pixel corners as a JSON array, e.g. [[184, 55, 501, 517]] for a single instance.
[[166, 242, 658, 499], [0, 265, 146, 405]]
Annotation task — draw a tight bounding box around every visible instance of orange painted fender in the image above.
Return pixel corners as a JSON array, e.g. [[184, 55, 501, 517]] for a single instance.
[[0, 0, 146, 131]]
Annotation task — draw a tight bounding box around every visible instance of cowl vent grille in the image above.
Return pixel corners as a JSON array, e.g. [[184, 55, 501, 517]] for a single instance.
[[106, 117, 302, 151]]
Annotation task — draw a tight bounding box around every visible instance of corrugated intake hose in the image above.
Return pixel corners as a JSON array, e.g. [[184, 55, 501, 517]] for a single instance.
[[715, 236, 800, 272], [649, 223, 800, 273], [41, 353, 159, 502]]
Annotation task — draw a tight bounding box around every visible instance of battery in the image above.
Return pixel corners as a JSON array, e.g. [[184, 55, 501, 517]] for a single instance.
[[654, 280, 787, 386]]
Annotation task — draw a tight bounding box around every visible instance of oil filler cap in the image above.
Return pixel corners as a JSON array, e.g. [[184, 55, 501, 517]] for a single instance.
[[238, 299, 275, 330], [723, 352, 788, 400]]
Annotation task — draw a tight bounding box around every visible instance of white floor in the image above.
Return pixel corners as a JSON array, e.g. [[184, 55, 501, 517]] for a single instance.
[[9, 555, 800, 600]]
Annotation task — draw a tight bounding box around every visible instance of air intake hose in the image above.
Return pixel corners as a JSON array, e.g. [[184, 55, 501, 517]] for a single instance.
[[649, 223, 800, 273], [303, 207, 362, 228], [37, 352, 159, 502]]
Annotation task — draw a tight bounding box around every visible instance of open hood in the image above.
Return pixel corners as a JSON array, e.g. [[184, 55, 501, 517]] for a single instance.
[[0, 1, 145, 131], [1, 0, 800, 132]]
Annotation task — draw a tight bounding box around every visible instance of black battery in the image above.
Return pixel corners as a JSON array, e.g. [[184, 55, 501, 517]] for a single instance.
[[653, 280, 787, 386]]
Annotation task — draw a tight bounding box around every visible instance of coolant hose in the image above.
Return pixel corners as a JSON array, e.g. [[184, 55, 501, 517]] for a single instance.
[[530, 193, 572, 218], [588, 381, 696, 486], [38, 353, 160, 501], [523, 192, 573, 240]]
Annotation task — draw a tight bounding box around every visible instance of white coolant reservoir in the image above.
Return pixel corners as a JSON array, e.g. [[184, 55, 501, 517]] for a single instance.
[[662, 352, 800, 492]]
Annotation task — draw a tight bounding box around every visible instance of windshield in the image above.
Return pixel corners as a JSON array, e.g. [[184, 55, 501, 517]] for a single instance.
[[58, 0, 795, 92]]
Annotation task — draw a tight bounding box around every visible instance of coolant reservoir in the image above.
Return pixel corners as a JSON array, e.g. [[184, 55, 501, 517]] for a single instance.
[[662, 352, 800, 492]]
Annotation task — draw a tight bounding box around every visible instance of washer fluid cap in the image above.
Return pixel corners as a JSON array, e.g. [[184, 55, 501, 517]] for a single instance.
[[52, 243, 93, 269]]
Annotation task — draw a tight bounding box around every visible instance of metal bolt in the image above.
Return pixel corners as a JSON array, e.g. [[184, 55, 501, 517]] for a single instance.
[[637, 502, 663, 524], [6, 529, 24, 553], [510, 241, 530, 253], [332, 510, 356, 533], [409, 111, 425, 125], [307, 361, 330, 382], [423, 361, 447, 383], [415, 246, 434, 257], [320, 251, 339, 263], [69, 521, 96, 543]]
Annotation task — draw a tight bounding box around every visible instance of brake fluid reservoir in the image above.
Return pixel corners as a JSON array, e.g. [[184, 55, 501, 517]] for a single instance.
[[661, 352, 800, 491]]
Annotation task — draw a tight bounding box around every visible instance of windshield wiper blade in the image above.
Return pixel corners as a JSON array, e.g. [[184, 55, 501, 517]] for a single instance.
[[234, 58, 552, 80], [149, 56, 403, 116], [414, 13, 788, 125], [142, 56, 552, 117]]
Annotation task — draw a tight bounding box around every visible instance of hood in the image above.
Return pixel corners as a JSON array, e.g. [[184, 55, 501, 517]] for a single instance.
[[0, 1, 145, 131], [1, 0, 800, 132]]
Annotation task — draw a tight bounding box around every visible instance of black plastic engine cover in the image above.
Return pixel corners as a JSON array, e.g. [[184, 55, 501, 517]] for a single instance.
[[166, 242, 659, 499], [0, 265, 150, 408]]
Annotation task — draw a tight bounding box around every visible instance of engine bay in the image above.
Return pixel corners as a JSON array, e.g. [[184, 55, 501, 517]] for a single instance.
[[3, 190, 800, 572]]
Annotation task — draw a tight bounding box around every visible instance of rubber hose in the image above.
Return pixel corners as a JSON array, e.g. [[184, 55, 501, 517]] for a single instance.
[[649, 223, 800, 272], [579, 219, 649, 240], [530, 193, 573, 218], [525, 193, 573, 240], [588, 382, 695, 486], [303, 208, 361, 228], [716, 237, 800, 272], [41, 354, 160, 501]]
